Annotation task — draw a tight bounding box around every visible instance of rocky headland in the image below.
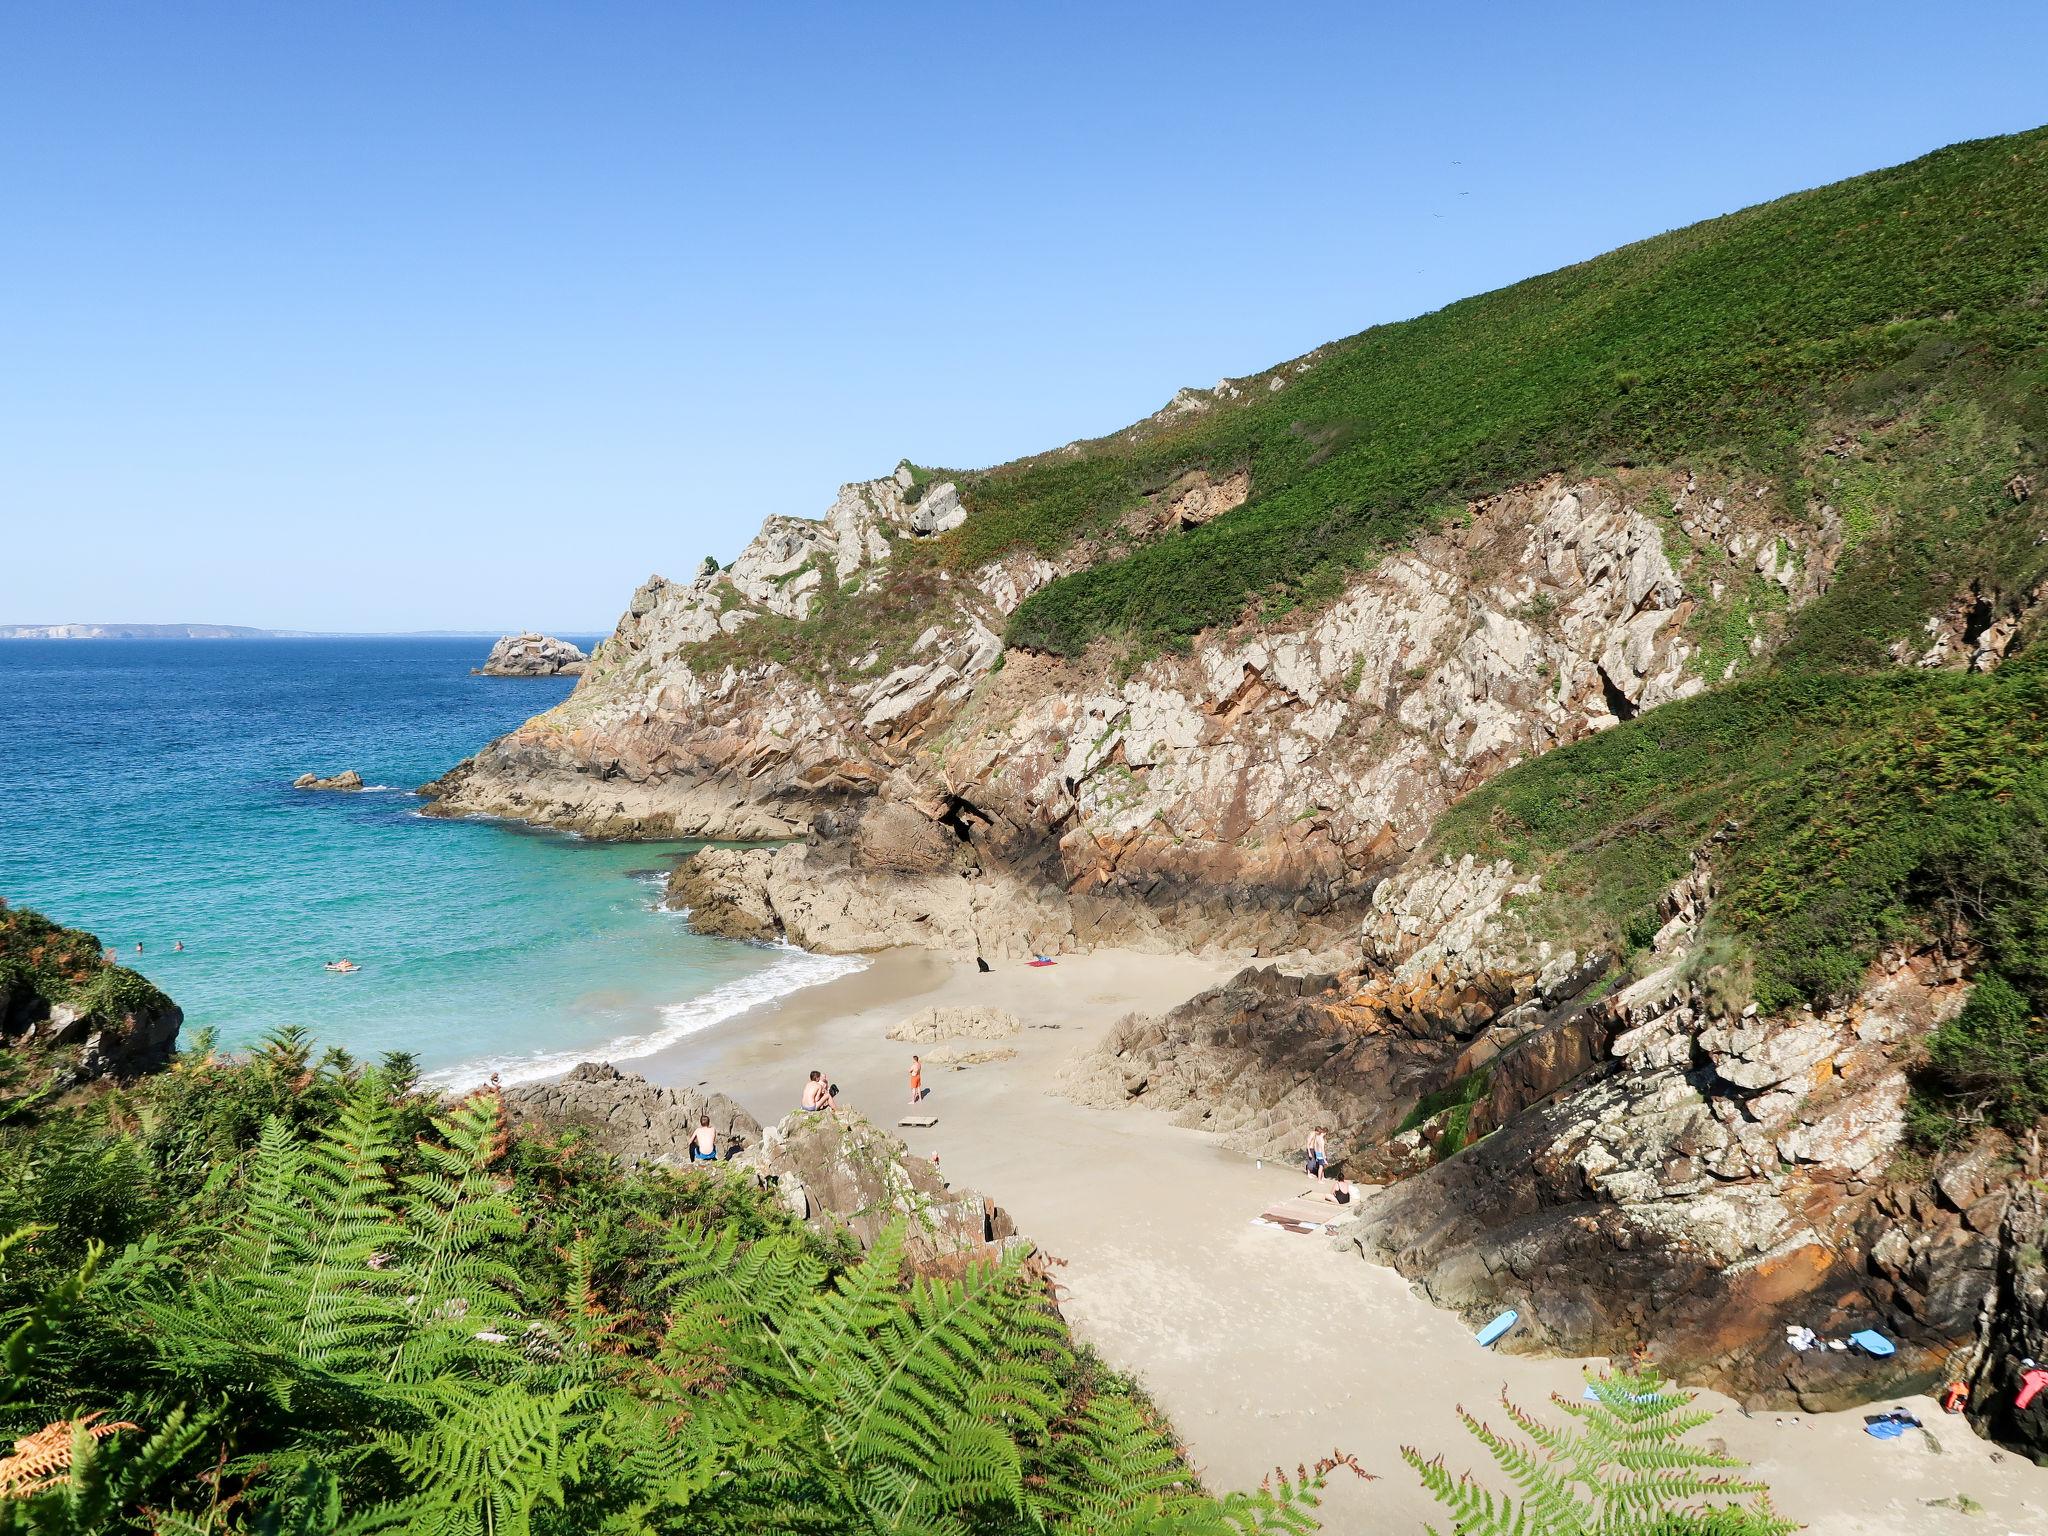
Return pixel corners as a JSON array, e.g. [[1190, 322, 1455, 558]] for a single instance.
[[475, 632, 587, 676]]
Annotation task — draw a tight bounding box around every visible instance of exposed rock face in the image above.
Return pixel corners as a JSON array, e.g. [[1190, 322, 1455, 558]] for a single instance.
[[1056, 854, 1597, 1160], [1963, 1176, 2048, 1459], [1321, 854, 2011, 1408], [423, 471, 1833, 946], [886, 1005, 1020, 1044], [293, 769, 363, 792], [477, 633, 587, 677], [0, 904, 182, 1089], [736, 1109, 1017, 1265], [501, 1061, 761, 1167]]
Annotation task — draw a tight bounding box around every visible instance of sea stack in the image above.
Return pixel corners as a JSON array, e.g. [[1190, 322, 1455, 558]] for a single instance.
[[476, 632, 587, 676]]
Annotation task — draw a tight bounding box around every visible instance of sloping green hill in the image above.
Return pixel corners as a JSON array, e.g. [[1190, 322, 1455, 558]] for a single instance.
[[930, 127, 2046, 658]]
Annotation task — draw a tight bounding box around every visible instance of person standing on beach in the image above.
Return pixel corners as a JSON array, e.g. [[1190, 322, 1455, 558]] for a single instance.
[[908, 1054, 923, 1105], [1306, 1127, 1329, 1181]]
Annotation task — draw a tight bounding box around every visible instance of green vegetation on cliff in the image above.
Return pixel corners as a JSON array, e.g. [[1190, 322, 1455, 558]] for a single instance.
[[948, 127, 2045, 658], [0, 904, 171, 1036]]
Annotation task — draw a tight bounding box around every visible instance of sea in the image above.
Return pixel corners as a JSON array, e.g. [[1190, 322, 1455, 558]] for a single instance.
[[0, 638, 858, 1088]]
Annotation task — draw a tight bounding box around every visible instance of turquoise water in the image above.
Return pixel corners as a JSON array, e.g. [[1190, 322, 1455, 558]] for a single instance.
[[0, 639, 854, 1085]]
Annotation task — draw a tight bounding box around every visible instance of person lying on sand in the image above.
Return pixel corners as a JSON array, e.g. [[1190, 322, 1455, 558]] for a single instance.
[[690, 1114, 718, 1163], [800, 1070, 834, 1112]]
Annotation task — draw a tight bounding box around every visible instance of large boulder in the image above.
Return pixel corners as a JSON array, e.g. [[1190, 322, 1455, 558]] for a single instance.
[[476, 633, 587, 677], [736, 1109, 1016, 1265], [502, 1061, 760, 1166]]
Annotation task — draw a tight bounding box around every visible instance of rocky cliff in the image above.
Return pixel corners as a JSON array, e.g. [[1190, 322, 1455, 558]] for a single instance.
[[426, 467, 1826, 962], [0, 901, 182, 1089], [420, 130, 2048, 1437]]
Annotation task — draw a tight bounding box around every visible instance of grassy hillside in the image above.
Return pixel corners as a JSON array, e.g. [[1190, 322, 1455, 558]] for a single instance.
[[1433, 641, 2048, 1143], [932, 127, 2047, 657]]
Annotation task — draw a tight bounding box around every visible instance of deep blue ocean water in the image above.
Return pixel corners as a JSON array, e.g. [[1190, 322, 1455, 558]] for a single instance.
[[0, 638, 854, 1084]]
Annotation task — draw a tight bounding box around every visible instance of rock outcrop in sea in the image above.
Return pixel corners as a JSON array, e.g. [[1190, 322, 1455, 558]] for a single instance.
[[293, 769, 364, 792], [476, 632, 587, 677]]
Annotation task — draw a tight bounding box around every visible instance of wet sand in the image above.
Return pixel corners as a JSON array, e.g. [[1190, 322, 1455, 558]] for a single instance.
[[639, 948, 2048, 1535]]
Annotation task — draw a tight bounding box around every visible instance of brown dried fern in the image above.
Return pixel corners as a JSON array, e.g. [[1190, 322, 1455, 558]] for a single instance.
[[0, 1412, 138, 1497]]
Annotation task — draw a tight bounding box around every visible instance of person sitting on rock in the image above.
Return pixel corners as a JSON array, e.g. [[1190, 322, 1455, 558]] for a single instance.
[[801, 1069, 834, 1112], [690, 1115, 718, 1163]]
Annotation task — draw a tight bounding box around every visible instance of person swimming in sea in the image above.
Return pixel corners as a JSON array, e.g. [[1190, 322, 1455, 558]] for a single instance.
[[324, 958, 359, 973], [173, 940, 184, 952]]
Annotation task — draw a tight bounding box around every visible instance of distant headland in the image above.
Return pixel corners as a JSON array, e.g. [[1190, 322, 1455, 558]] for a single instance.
[[0, 622, 298, 640]]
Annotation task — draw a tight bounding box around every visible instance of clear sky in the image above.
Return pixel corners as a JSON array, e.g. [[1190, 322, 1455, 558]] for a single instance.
[[4, 2, 2046, 633]]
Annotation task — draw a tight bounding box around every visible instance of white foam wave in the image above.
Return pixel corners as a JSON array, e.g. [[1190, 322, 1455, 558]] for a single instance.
[[424, 945, 866, 1092]]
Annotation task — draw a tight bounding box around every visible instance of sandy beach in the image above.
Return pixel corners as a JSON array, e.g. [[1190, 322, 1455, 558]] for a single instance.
[[640, 947, 2048, 1536]]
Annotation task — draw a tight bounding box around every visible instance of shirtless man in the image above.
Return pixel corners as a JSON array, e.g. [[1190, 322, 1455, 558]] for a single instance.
[[800, 1069, 834, 1112], [690, 1114, 718, 1163], [908, 1054, 923, 1105]]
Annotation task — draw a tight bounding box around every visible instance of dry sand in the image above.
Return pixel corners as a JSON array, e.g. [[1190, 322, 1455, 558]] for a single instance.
[[641, 948, 2048, 1536]]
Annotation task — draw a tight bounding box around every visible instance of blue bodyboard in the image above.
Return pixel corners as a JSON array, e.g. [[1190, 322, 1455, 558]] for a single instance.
[[1475, 1309, 1518, 1347]]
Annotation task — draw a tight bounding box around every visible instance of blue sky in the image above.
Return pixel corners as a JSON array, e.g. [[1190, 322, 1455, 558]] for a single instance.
[[4, 2, 2045, 633]]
